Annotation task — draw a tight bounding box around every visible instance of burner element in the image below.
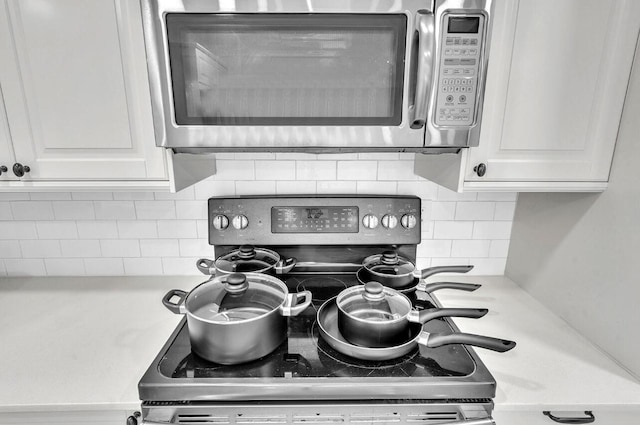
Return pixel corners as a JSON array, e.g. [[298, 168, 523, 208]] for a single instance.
[[293, 276, 348, 305]]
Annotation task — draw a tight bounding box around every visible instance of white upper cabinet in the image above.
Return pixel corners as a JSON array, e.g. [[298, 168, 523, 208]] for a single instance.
[[0, 0, 167, 183], [416, 0, 640, 192], [0, 88, 17, 181]]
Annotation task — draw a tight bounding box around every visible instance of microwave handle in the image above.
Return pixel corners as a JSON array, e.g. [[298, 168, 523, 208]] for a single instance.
[[409, 10, 435, 129]]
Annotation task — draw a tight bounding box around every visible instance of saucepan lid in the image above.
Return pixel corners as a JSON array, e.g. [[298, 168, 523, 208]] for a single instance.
[[187, 272, 287, 323], [336, 282, 411, 324], [362, 251, 415, 277], [214, 245, 280, 274]]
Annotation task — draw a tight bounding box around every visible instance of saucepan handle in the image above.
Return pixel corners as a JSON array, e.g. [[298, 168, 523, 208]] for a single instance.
[[274, 257, 297, 274], [280, 290, 312, 317], [420, 265, 474, 279], [196, 258, 216, 275], [421, 332, 516, 352], [417, 281, 481, 294], [413, 308, 488, 324], [162, 289, 187, 315]]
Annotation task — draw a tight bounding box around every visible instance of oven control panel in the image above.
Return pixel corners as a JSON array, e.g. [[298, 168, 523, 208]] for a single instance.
[[208, 196, 421, 245]]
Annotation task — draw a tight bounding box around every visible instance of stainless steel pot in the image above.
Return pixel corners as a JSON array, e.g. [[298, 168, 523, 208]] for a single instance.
[[360, 251, 473, 289], [336, 282, 487, 347], [162, 272, 311, 365], [356, 267, 481, 294], [319, 297, 516, 361], [197, 245, 297, 276]]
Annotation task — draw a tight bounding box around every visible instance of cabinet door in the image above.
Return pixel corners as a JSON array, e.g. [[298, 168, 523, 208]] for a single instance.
[[493, 409, 640, 425], [0, 0, 167, 181], [0, 88, 17, 181], [466, 0, 640, 185]]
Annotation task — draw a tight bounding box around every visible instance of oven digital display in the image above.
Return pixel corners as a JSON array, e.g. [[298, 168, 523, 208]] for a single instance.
[[271, 207, 359, 233]]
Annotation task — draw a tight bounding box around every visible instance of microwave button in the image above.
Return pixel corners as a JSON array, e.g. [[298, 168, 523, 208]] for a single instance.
[[453, 69, 462, 75], [459, 95, 467, 103], [460, 58, 476, 66], [470, 49, 478, 55], [444, 58, 460, 66], [446, 37, 454, 45], [453, 38, 461, 45], [445, 49, 453, 56], [462, 38, 471, 45], [446, 95, 454, 103], [470, 39, 479, 45]]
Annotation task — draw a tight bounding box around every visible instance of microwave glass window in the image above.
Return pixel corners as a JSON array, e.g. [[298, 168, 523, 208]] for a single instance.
[[166, 14, 406, 126]]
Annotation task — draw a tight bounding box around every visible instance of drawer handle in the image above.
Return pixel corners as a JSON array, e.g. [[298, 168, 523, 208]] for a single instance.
[[543, 411, 595, 424]]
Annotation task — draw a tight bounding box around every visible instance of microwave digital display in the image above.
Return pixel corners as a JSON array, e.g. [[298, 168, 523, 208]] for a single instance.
[[448, 17, 480, 34]]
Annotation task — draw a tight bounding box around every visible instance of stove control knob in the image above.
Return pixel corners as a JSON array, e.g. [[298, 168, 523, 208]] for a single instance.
[[232, 214, 249, 230], [362, 214, 379, 229], [212, 214, 229, 230], [381, 214, 398, 229], [401, 214, 418, 229]]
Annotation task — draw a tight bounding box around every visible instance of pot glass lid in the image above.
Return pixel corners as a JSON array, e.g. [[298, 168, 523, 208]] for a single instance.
[[214, 245, 279, 273], [337, 282, 410, 323], [363, 251, 415, 276], [188, 273, 286, 323]]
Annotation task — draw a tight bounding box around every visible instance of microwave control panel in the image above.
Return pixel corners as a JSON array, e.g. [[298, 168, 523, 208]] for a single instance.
[[434, 13, 486, 127]]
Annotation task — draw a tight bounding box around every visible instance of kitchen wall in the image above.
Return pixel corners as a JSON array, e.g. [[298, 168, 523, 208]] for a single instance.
[[505, 39, 640, 377], [0, 153, 516, 277]]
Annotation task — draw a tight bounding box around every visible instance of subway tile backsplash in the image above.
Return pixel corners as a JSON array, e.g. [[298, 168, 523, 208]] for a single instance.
[[0, 154, 517, 277]]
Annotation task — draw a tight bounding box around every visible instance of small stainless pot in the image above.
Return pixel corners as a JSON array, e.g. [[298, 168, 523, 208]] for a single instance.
[[360, 251, 473, 288], [163, 272, 311, 365], [336, 282, 487, 348], [197, 245, 297, 276]]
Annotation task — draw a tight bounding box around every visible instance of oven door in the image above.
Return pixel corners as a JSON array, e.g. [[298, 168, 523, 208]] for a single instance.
[[141, 0, 431, 150], [140, 401, 495, 425]]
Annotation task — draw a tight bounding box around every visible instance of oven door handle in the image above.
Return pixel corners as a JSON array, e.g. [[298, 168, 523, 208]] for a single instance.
[[409, 10, 435, 129]]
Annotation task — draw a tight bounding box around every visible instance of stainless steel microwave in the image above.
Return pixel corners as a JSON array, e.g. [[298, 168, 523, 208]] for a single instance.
[[140, 0, 493, 153]]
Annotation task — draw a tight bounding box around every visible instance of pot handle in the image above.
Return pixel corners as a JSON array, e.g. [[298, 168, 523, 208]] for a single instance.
[[274, 257, 297, 274], [419, 331, 516, 352], [417, 281, 481, 294], [162, 289, 187, 315], [196, 258, 216, 275], [412, 307, 488, 324], [420, 265, 474, 279], [280, 290, 312, 317]]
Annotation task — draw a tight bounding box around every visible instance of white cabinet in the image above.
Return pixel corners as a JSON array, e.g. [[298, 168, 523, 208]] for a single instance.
[[0, 0, 214, 191], [0, 410, 132, 425], [416, 0, 640, 192], [0, 90, 17, 181], [493, 409, 640, 425]]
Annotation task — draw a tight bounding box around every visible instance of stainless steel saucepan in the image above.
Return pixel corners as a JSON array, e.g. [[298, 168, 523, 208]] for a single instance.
[[359, 251, 474, 289], [163, 272, 311, 365], [197, 245, 297, 276], [336, 282, 488, 348], [318, 297, 516, 361]]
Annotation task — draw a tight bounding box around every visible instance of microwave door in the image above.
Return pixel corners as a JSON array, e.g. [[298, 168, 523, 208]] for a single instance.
[[147, 11, 428, 150]]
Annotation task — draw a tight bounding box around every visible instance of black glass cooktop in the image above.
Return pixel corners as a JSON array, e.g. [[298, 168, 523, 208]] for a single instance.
[[157, 274, 477, 380]]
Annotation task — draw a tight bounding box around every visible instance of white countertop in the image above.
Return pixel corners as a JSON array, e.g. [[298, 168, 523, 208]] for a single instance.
[[0, 275, 639, 413]]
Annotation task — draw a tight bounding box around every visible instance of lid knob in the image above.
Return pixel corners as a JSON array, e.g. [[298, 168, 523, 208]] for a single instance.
[[224, 273, 249, 294], [381, 251, 399, 265], [363, 281, 386, 302], [237, 245, 256, 260]]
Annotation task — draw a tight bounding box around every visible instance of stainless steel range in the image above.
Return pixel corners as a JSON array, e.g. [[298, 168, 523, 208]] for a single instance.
[[138, 196, 512, 425]]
